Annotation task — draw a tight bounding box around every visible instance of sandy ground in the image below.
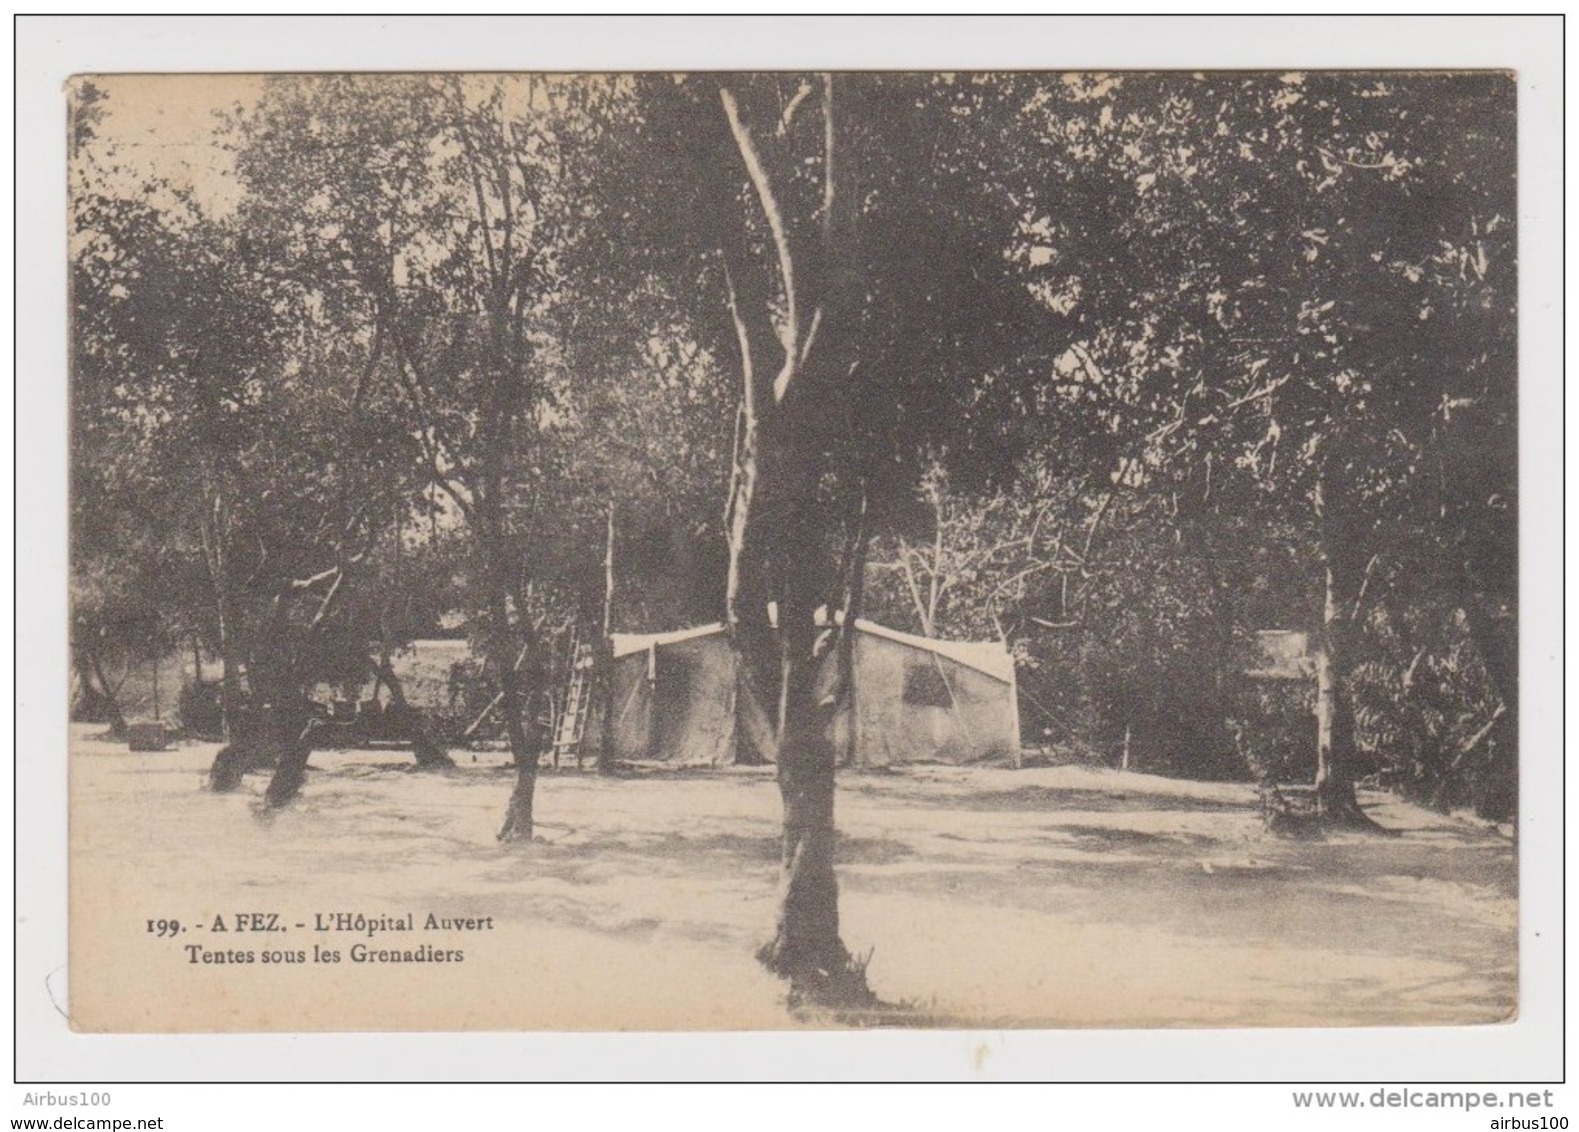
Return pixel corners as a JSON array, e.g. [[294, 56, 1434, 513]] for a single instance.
[[68, 725, 1516, 1032]]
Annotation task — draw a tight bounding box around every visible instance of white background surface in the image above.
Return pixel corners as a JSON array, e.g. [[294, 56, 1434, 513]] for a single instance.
[[11, 11, 1565, 1115]]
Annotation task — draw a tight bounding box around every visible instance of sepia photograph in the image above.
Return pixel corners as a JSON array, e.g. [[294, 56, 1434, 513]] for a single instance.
[[17, 14, 1567, 1114], [63, 62, 1524, 1037]]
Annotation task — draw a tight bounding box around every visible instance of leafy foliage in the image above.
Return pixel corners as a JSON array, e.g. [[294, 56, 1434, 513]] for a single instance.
[[70, 71, 1516, 818]]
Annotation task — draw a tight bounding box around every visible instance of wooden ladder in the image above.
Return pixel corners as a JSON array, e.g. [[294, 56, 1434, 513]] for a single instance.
[[551, 632, 596, 768]]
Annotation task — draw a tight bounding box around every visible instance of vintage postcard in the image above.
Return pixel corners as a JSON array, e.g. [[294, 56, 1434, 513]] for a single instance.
[[68, 68, 1518, 1034]]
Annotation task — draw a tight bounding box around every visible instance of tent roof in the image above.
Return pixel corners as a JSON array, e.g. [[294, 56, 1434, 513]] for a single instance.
[[608, 618, 1015, 684], [850, 619, 1015, 684], [611, 622, 727, 659]]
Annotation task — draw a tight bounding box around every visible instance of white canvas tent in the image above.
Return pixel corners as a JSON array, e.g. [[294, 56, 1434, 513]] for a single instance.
[[833, 619, 1020, 768], [600, 620, 1020, 767], [605, 624, 739, 766]]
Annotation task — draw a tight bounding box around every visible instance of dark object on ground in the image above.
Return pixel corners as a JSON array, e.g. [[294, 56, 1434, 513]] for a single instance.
[[312, 701, 453, 768], [178, 681, 224, 739], [126, 722, 171, 752]]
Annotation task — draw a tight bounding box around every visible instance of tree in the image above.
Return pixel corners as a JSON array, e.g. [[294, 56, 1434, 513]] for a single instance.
[[619, 72, 1062, 1007], [866, 455, 1084, 643], [226, 75, 623, 826], [316, 522, 458, 769], [696, 74, 869, 1001], [1010, 72, 1516, 822], [70, 187, 267, 756], [71, 105, 433, 797]]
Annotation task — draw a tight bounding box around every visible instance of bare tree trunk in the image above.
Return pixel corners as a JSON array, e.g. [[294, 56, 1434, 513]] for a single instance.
[[1313, 538, 1386, 831], [592, 634, 617, 774], [206, 631, 256, 792], [209, 687, 251, 788], [1454, 581, 1517, 821], [374, 655, 453, 769], [150, 648, 161, 722], [218, 634, 244, 741], [726, 396, 781, 766], [755, 482, 868, 1006], [253, 641, 320, 808], [261, 708, 317, 809], [837, 487, 868, 767], [257, 557, 357, 806], [72, 649, 127, 732], [495, 591, 540, 843], [88, 652, 126, 730], [495, 689, 537, 840], [715, 74, 872, 1007], [595, 501, 619, 774], [759, 620, 848, 992], [206, 494, 260, 792], [481, 428, 541, 838]]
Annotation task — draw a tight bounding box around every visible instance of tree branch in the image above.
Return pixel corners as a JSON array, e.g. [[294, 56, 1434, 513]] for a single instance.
[[448, 81, 501, 291], [799, 306, 823, 368], [288, 566, 341, 592], [305, 568, 347, 635], [721, 260, 756, 424], [1029, 615, 1081, 630], [1224, 372, 1291, 410], [384, 333, 475, 520], [778, 80, 813, 134], [719, 85, 801, 404], [890, 539, 932, 638], [987, 558, 1066, 603], [1446, 700, 1508, 773], [927, 488, 945, 634], [1349, 552, 1382, 623]]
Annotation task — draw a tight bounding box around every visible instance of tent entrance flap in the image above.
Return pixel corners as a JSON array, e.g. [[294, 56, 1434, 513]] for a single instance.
[[605, 625, 739, 766]]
